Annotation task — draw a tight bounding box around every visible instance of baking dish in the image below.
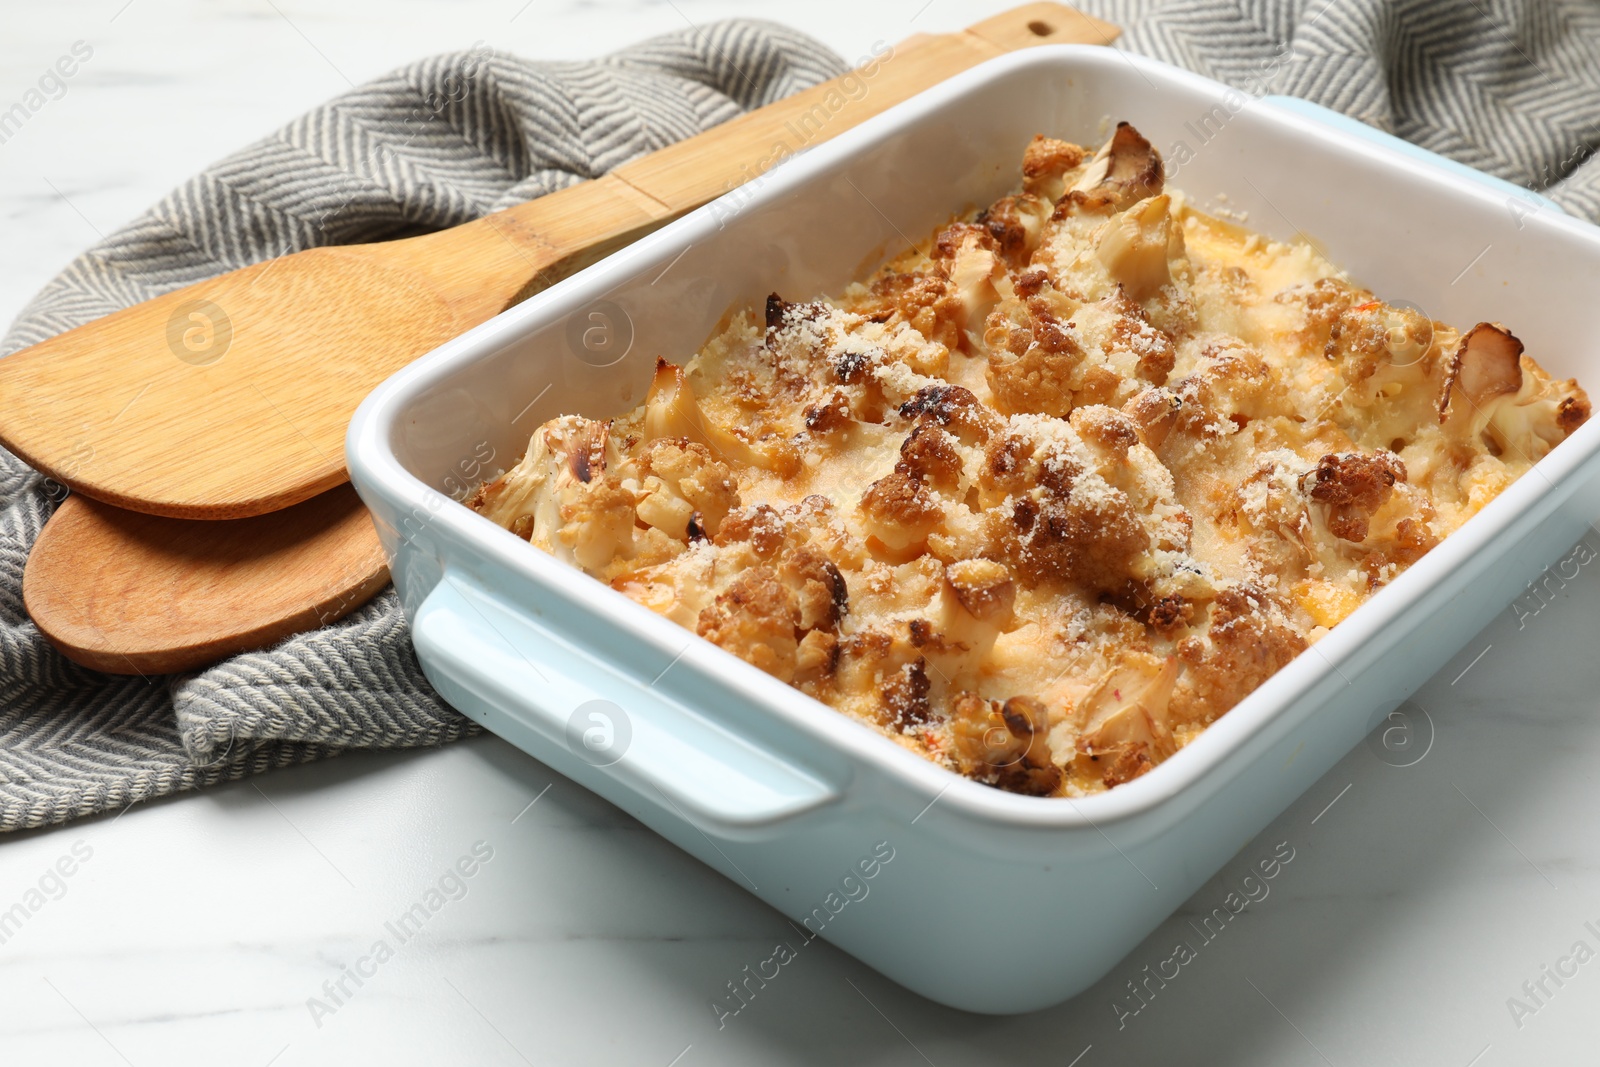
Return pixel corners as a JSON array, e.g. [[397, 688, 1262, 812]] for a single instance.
[[347, 45, 1600, 1013]]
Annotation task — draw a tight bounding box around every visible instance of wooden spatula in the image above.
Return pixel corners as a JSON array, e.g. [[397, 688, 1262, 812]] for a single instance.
[[0, 3, 1116, 521], [24, 486, 387, 674], [19, 4, 1119, 674]]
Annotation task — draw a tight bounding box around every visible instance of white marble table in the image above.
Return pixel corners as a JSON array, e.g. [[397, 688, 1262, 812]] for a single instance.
[[4, 3, 1600, 1064]]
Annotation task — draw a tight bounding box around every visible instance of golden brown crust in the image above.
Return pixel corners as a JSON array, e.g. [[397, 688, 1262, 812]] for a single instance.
[[945, 559, 1016, 622], [1559, 391, 1592, 434], [1021, 135, 1087, 195], [475, 122, 1581, 801], [1301, 450, 1405, 542], [696, 567, 800, 682]]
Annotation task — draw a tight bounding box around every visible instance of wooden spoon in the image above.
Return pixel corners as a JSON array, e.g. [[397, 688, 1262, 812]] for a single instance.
[[0, 3, 1117, 521], [24, 487, 387, 674]]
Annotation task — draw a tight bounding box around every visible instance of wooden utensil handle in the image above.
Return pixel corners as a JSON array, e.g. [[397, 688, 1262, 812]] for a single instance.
[[485, 3, 1118, 289]]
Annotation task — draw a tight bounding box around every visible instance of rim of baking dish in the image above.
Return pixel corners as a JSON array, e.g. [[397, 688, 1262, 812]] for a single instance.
[[350, 45, 1600, 833]]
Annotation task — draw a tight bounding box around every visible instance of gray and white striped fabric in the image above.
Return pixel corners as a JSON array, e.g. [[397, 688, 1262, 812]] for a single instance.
[[3, 3, 1598, 832]]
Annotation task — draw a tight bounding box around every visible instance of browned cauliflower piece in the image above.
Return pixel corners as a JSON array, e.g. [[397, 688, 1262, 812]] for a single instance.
[[714, 503, 789, 558], [856, 269, 966, 351], [802, 389, 854, 435], [859, 468, 944, 552], [1102, 286, 1177, 384], [1300, 450, 1405, 543], [1021, 134, 1088, 201], [1057, 122, 1163, 216], [895, 422, 964, 490], [943, 558, 1016, 622], [976, 193, 1054, 268], [984, 427, 1151, 595], [1121, 386, 1183, 450], [696, 567, 800, 683], [1173, 587, 1307, 726], [1271, 276, 1367, 353], [1360, 516, 1439, 588], [635, 437, 739, 540], [898, 383, 1001, 444], [949, 692, 1061, 796], [1159, 341, 1291, 463], [778, 545, 849, 632], [984, 283, 1091, 417], [1440, 322, 1591, 461], [470, 415, 638, 572], [832, 627, 932, 732], [925, 559, 1018, 686]]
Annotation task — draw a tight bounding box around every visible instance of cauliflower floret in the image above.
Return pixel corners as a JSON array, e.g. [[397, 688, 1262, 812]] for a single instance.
[[1063, 652, 1181, 789], [778, 545, 849, 632], [853, 269, 966, 353], [1300, 450, 1405, 543], [949, 692, 1061, 796], [859, 468, 944, 552], [984, 279, 1094, 417], [1058, 122, 1163, 215], [647, 357, 800, 475], [635, 437, 739, 539], [1321, 298, 1444, 443], [984, 422, 1151, 594], [1095, 194, 1185, 301], [1172, 586, 1306, 726], [975, 193, 1053, 268], [1020, 134, 1088, 202], [696, 567, 800, 683], [469, 415, 637, 572], [1440, 322, 1590, 462]]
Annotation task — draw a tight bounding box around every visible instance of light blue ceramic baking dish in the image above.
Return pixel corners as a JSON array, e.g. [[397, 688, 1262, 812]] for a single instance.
[[347, 46, 1600, 1013]]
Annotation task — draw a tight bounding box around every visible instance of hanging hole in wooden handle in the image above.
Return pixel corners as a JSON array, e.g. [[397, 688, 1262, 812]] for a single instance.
[[967, 5, 1120, 53]]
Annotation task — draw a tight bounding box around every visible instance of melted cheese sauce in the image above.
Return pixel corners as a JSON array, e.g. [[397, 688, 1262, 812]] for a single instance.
[[470, 125, 1588, 797]]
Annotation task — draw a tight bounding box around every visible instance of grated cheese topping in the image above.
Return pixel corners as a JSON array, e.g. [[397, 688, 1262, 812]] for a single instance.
[[468, 123, 1590, 798]]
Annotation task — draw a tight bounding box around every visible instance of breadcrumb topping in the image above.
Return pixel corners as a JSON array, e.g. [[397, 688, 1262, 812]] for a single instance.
[[471, 124, 1588, 798]]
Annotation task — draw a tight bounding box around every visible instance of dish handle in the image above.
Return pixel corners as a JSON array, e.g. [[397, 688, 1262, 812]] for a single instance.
[[411, 571, 843, 836]]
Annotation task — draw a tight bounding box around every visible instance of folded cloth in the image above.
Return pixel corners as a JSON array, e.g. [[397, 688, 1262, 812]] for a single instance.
[[4, 2, 1598, 832], [1101, 0, 1600, 214], [0, 19, 846, 832]]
